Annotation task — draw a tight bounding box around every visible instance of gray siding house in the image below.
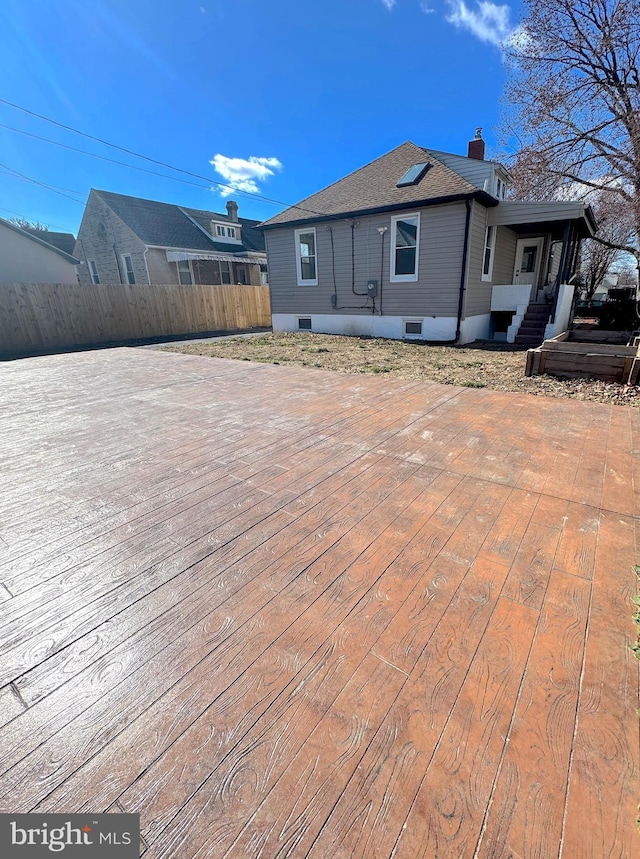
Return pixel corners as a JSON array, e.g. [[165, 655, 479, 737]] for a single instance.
[[261, 133, 597, 344], [75, 190, 267, 288]]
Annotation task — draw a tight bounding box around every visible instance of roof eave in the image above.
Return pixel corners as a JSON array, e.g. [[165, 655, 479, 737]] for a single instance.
[[259, 190, 497, 230], [0, 217, 80, 263]]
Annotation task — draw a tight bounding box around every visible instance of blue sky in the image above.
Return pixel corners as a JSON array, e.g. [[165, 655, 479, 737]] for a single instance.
[[0, 0, 523, 234]]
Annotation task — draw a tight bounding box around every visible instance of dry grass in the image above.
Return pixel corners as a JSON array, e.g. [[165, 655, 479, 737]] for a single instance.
[[164, 332, 640, 407]]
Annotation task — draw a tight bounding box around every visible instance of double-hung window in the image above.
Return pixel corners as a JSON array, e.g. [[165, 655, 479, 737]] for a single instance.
[[177, 259, 193, 285], [482, 225, 496, 281], [390, 213, 420, 282], [88, 259, 100, 284], [295, 228, 318, 286], [122, 254, 135, 284]]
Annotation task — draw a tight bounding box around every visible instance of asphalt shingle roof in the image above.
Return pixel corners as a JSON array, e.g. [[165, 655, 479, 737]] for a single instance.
[[93, 190, 265, 254], [37, 232, 77, 255], [260, 141, 485, 228]]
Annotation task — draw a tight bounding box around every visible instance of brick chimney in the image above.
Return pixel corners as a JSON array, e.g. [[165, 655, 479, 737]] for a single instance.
[[226, 200, 239, 222], [467, 127, 485, 160]]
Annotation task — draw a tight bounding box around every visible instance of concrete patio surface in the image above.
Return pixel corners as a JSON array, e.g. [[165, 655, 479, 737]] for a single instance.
[[0, 347, 638, 858]]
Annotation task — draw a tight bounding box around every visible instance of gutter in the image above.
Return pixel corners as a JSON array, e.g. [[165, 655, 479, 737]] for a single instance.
[[259, 190, 498, 231]]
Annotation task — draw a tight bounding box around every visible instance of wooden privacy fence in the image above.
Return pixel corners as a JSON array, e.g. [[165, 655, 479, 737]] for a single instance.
[[0, 282, 271, 358]]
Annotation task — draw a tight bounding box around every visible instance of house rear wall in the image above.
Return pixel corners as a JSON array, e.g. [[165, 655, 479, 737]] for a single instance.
[[267, 202, 468, 320]]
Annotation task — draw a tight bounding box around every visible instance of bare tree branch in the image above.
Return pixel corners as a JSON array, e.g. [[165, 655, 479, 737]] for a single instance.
[[501, 0, 640, 263]]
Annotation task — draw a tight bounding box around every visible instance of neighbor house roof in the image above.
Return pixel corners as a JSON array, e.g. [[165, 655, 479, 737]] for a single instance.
[[41, 232, 77, 255], [92, 190, 266, 254], [0, 217, 80, 263], [260, 141, 498, 229]]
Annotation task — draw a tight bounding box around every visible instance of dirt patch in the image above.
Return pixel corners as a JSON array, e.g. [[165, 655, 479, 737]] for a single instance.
[[163, 332, 640, 407]]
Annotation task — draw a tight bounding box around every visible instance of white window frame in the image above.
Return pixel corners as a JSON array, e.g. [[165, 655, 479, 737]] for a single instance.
[[226, 226, 236, 238], [176, 258, 193, 285], [295, 227, 318, 286], [88, 259, 100, 284], [481, 225, 496, 282], [495, 176, 506, 200], [216, 224, 226, 237], [390, 213, 420, 283], [403, 318, 423, 338], [122, 254, 135, 285]]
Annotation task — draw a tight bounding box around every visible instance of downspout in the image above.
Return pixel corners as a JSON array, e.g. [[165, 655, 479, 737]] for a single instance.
[[143, 247, 152, 284], [378, 226, 386, 314], [454, 199, 473, 342]]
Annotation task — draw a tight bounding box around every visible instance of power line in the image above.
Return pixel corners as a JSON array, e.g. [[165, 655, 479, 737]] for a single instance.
[[0, 161, 85, 204], [0, 164, 85, 198], [0, 97, 327, 217], [0, 122, 216, 192]]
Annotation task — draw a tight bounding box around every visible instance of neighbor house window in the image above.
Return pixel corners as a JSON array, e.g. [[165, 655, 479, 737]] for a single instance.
[[496, 177, 506, 200], [219, 260, 231, 284], [298, 317, 312, 330], [177, 259, 193, 285], [295, 228, 318, 286], [215, 224, 237, 239], [482, 226, 496, 281], [260, 264, 268, 285], [122, 254, 135, 284], [88, 259, 100, 284], [391, 213, 420, 282]]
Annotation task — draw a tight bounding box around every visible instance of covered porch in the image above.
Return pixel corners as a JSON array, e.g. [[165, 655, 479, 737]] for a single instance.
[[166, 250, 267, 287], [488, 201, 597, 344]]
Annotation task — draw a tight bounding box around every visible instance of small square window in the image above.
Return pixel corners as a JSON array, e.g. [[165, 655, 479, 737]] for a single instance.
[[298, 317, 312, 330], [404, 320, 423, 336]]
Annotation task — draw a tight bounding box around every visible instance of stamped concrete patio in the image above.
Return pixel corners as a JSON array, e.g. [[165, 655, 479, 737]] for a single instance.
[[0, 347, 638, 858]]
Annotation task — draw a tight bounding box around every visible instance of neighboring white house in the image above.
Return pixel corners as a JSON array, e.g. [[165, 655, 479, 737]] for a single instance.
[[0, 217, 79, 283]]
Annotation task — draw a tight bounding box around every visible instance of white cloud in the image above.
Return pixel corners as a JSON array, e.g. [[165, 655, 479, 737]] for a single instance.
[[446, 1, 516, 47], [421, 2, 435, 12], [209, 155, 283, 198], [381, 0, 396, 9]]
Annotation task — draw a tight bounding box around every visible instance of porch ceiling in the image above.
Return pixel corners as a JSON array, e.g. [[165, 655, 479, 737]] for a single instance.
[[487, 201, 597, 238]]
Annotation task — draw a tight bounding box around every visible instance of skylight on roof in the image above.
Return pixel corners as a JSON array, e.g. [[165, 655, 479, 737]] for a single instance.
[[396, 162, 431, 188]]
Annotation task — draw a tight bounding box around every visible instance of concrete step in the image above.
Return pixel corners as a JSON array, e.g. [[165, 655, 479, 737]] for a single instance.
[[515, 335, 545, 344], [518, 325, 547, 336]]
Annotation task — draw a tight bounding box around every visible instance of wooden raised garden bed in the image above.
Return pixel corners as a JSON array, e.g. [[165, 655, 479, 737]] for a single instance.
[[525, 331, 640, 384]]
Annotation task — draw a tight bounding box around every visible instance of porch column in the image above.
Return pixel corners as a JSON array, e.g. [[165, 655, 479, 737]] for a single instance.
[[549, 220, 572, 323]]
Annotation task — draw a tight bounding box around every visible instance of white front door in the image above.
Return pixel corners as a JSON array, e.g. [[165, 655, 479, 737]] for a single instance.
[[513, 238, 544, 288]]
